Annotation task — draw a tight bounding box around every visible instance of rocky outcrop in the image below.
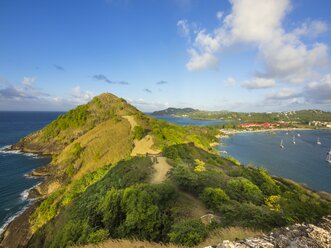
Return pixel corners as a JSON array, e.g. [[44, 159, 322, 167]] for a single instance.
[[214, 216, 331, 248]]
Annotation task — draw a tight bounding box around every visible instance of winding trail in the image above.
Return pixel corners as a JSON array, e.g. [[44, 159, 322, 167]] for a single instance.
[[150, 156, 171, 184]]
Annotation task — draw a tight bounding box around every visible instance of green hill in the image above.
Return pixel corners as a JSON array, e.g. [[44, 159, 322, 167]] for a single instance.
[[2, 93, 331, 248], [152, 108, 331, 124], [151, 107, 198, 116]]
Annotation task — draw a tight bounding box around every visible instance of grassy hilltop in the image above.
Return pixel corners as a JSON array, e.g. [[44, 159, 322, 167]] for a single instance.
[[2, 93, 331, 248]]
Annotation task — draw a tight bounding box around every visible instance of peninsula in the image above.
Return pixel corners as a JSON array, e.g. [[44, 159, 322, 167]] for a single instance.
[[1, 93, 330, 248]]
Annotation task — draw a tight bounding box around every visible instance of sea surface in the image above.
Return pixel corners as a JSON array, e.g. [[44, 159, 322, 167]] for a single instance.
[[220, 130, 331, 193], [151, 115, 227, 126], [0, 112, 62, 233]]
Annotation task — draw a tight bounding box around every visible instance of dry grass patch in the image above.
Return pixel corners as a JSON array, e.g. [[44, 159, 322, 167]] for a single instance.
[[54, 118, 133, 180], [176, 191, 209, 220], [74, 239, 184, 248], [200, 227, 263, 247]]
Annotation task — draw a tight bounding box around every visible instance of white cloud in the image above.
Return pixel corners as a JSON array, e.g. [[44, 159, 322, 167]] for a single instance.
[[180, 0, 329, 84], [267, 88, 298, 100], [216, 11, 224, 21], [293, 20, 328, 38], [224, 0, 290, 43], [186, 49, 218, 71], [22, 77, 36, 87], [177, 19, 190, 37], [242, 77, 276, 89], [71, 86, 94, 104], [127, 98, 170, 111]]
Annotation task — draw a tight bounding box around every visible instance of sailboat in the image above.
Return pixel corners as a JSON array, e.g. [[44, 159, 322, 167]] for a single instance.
[[326, 149, 331, 164], [317, 137, 321, 145], [280, 139, 284, 149], [292, 136, 296, 144], [297, 133, 301, 137]]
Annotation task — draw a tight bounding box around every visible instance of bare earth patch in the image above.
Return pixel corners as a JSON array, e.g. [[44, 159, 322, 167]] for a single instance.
[[150, 156, 172, 184], [131, 135, 160, 156], [122, 115, 137, 130]]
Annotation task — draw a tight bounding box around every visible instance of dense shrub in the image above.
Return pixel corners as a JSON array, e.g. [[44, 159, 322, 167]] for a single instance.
[[200, 187, 230, 210], [133, 126, 146, 140], [226, 177, 264, 205], [168, 219, 207, 247]]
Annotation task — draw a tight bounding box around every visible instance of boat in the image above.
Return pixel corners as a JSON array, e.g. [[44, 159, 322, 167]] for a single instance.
[[280, 139, 284, 149], [292, 136, 296, 144], [317, 137, 321, 145], [326, 149, 331, 164], [297, 133, 301, 137]]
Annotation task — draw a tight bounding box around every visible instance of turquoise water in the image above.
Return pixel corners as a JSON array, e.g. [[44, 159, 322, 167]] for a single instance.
[[220, 130, 331, 193]]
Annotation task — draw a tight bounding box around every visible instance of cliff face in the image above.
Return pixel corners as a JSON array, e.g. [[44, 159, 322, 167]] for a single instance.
[[215, 216, 331, 248]]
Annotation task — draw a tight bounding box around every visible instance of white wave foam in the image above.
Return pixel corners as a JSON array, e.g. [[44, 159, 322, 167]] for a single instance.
[[19, 182, 42, 201], [0, 145, 11, 151], [0, 145, 39, 158], [0, 182, 42, 235], [0, 205, 30, 235]]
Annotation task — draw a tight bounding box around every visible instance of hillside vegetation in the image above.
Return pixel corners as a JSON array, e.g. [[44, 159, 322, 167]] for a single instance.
[[3, 93, 331, 248], [28, 144, 331, 247], [152, 108, 331, 124]]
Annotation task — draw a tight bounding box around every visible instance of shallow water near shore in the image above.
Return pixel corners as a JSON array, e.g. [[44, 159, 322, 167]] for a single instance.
[[220, 130, 331, 193], [0, 112, 61, 233]]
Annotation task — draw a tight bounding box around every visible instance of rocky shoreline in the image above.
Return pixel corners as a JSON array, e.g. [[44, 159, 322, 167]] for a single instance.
[[212, 216, 331, 248]]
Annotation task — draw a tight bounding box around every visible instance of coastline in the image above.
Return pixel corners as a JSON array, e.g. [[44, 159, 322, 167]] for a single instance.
[[219, 127, 325, 136], [0, 146, 48, 247]]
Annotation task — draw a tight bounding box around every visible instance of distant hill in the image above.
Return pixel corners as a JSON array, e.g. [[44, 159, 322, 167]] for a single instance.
[[152, 108, 331, 124], [151, 107, 198, 116]]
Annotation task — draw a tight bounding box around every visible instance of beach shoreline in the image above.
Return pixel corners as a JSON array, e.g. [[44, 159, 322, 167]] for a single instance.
[[219, 127, 324, 136]]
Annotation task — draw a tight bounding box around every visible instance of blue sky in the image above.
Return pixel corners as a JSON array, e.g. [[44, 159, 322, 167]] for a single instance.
[[0, 0, 331, 112]]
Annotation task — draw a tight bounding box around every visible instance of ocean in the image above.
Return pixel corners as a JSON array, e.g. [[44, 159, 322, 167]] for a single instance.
[[0, 112, 62, 233], [220, 130, 331, 193], [150, 115, 227, 126]]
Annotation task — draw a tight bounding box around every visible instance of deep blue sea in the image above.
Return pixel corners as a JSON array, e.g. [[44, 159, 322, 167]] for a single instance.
[[220, 130, 331, 193], [0, 112, 62, 233]]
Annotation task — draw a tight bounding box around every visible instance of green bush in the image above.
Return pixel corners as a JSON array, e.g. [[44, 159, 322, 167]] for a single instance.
[[87, 229, 109, 244], [168, 219, 207, 247], [200, 187, 230, 210], [133, 126, 146, 140], [226, 177, 263, 205]]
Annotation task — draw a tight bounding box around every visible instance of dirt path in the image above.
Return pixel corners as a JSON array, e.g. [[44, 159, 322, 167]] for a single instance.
[[150, 156, 171, 184], [122, 115, 137, 131], [131, 135, 161, 156]]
